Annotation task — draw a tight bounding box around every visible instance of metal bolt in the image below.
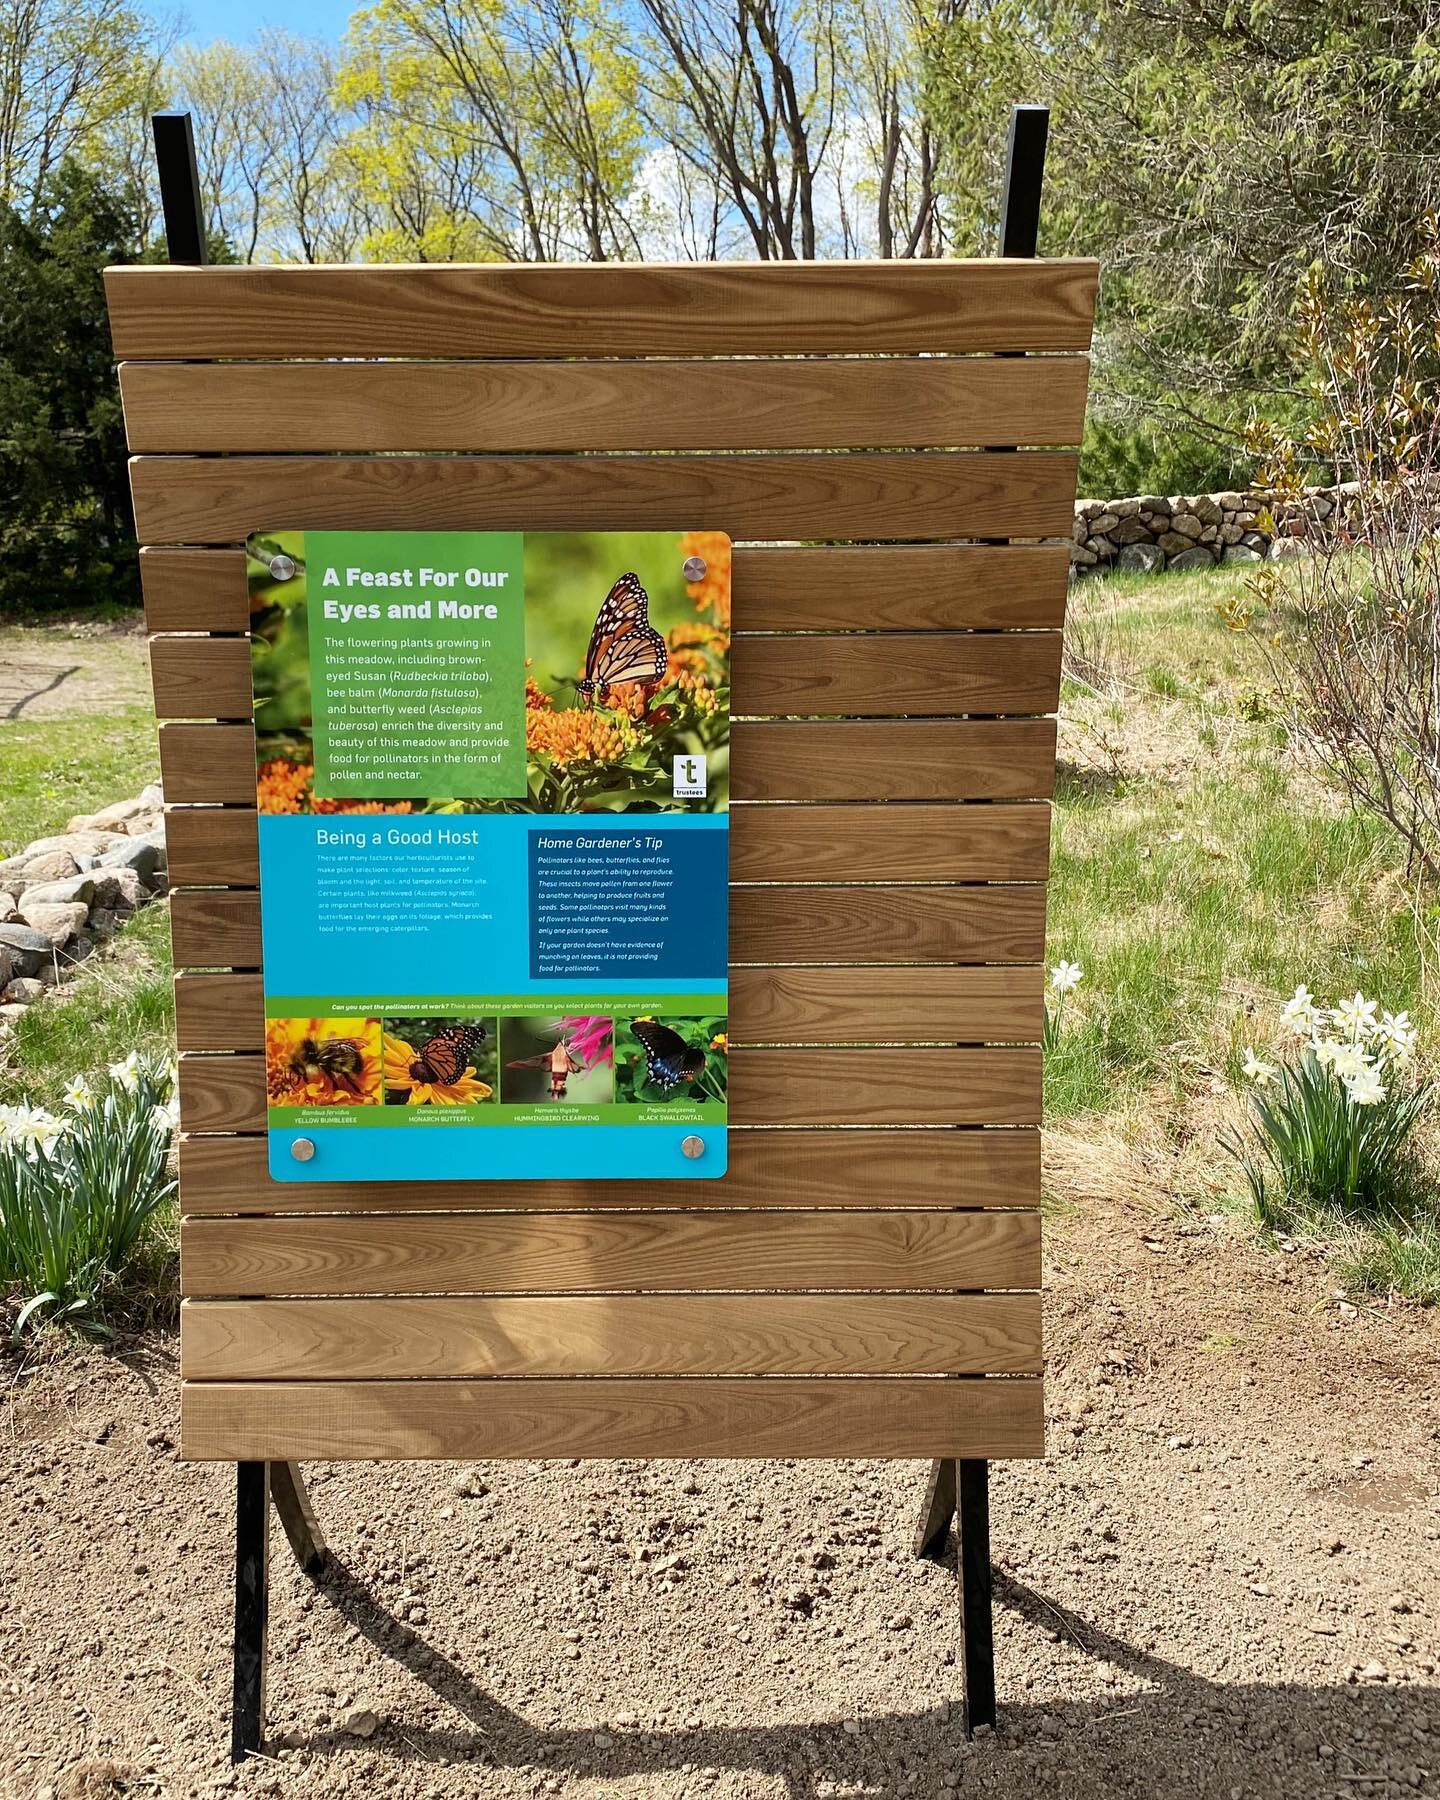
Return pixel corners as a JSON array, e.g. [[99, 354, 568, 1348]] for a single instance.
[[682, 556, 707, 582], [290, 1136, 316, 1162], [681, 1134, 705, 1159], [269, 553, 297, 582]]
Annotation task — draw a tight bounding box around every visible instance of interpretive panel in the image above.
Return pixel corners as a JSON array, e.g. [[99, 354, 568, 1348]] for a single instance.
[[249, 529, 730, 1181]]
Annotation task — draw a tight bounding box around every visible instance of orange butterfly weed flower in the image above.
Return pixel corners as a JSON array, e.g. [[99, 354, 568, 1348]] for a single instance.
[[265, 1016, 382, 1106], [256, 756, 414, 816], [382, 1032, 493, 1106], [681, 529, 731, 628], [526, 705, 640, 769]]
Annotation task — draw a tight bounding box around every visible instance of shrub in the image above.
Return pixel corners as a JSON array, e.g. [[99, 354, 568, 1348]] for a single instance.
[[1247, 219, 1440, 880], [0, 1052, 177, 1335], [1223, 986, 1430, 1227]]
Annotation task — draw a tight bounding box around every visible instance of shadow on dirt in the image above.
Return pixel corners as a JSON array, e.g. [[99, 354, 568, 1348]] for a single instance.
[[268, 1551, 1435, 1799]]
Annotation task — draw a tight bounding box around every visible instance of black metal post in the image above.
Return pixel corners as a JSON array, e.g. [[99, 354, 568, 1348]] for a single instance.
[[269, 1461, 328, 1574], [998, 104, 1049, 259], [152, 112, 207, 266], [231, 1462, 270, 1763], [956, 1460, 995, 1731]]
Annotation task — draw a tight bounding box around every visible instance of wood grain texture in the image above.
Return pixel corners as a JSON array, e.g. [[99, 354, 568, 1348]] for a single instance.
[[181, 1292, 1042, 1379], [171, 882, 1049, 971], [179, 1374, 1044, 1462], [179, 1045, 1040, 1132], [128, 452, 1079, 545], [105, 258, 1099, 359], [159, 719, 1058, 807], [174, 966, 1042, 1052], [121, 355, 1090, 453], [150, 631, 1062, 722], [177, 1126, 1040, 1214], [181, 1207, 1040, 1297], [730, 633, 1060, 718], [165, 802, 1051, 888], [141, 543, 1071, 634]]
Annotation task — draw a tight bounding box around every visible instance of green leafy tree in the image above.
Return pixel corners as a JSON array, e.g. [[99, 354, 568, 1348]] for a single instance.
[[927, 1, 1440, 484], [0, 162, 140, 614]]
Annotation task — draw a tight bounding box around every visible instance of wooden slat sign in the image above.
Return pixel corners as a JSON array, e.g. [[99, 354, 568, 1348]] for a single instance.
[[251, 528, 729, 1183]]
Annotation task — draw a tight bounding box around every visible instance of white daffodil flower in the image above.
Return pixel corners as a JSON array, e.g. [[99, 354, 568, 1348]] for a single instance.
[[1280, 984, 1319, 1036], [1050, 961, 1084, 994], [62, 1074, 95, 1111], [1344, 1066, 1387, 1106], [1332, 993, 1379, 1040], [1326, 1041, 1371, 1081], [1241, 1047, 1279, 1085], [108, 1050, 143, 1091]]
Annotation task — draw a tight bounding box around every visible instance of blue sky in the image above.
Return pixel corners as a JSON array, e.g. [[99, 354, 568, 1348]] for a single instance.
[[180, 0, 351, 42]]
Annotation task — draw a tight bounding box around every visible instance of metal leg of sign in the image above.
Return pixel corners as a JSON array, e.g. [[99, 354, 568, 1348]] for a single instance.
[[956, 1459, 996, 1734], [231, 1462, 270, 1764], [270, 1461, 328, 1574], [913, 1457, 958, 1560]]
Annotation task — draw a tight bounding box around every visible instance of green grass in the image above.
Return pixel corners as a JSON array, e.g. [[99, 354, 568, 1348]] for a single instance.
[[1, 696, 171, 1108], [1047, 563, 1438, 1299], [1, 709, 158, 857]]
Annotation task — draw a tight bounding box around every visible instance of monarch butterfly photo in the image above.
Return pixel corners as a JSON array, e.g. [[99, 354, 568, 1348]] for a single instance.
[[614, 1016, 727, 1106], [382, 1016, 497, 1106], [575, 571, 669, 703]]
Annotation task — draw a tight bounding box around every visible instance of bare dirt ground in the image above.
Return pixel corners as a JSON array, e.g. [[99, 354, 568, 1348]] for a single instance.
[[1, 1187, 1435, 1800], [0, 623, 150, 722]]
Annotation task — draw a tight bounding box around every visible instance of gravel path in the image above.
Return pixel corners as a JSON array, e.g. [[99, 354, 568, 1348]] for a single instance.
[[1, 1191, 1435, 1800]]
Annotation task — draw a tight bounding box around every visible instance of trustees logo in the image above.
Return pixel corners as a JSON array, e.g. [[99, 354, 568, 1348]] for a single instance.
[[672, 753, 707, 799]]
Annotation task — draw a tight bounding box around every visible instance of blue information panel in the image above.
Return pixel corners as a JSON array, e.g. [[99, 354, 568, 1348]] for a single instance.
[[249, 529, 730, 1181]]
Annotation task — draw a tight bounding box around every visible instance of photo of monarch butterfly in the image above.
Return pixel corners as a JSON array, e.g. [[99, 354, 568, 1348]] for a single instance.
[[383, 1016, 497, 1106], [501, 1016, 614, 1105], [575, 571, 669, 703], [615, 1016, 728, 1107]]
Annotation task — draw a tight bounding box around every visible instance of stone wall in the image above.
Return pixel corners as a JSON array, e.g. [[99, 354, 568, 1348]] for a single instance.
[[0, 786, 167, 1022], [1070, 485, 1354, 575]]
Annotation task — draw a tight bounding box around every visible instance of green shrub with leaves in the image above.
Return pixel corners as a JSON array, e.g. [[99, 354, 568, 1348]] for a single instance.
[[0, 1052, 177, 1336], [1224, 987, 1430, 1227]]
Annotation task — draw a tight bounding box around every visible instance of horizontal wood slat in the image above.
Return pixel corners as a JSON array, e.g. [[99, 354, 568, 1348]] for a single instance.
[[105, 259, 1099, 360], [128, 452, 1079, 545], [181, 1292, 1042, 1379], [142, 544, 1070, 634], [150, 632, 1061, 723], [177, 1126, 1040, 1215], [178, 1046, 1040, 1133], [171, 883, 1048, 971], [121, 356, 1090, 454], [158, 719, 1058, 807], [181, 1208, 1040, 1297], [179, 1374, 1045, 1461], [165, 803, 1051, 888], [174, 966, 1042, 1052]]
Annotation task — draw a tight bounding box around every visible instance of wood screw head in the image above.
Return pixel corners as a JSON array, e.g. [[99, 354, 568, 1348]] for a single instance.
[[290, 1137, 316, 1162], [682, 556, 707, 582], [681, 1134, 704, 1159], [269, 553, 297, 581]]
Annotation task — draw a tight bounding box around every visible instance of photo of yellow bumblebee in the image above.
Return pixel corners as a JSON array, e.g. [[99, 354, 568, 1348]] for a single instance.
[[265, 1016, 383, 1107]]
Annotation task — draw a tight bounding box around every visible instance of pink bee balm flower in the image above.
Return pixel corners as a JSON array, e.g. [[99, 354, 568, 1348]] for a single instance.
[[560, 1015, 613, 1069]]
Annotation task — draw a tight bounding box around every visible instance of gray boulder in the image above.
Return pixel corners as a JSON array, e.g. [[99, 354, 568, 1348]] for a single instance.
[[2, 977, 46, 1005], [1117, 542, 1165, 574], [1222, 544, 1264, 564], [18, 874, 95, 908], [1111, 516, 1155, 545], [1170, 546, 1218, 571], [99, 838, 162, 883], [20, 902, 89, 947]]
